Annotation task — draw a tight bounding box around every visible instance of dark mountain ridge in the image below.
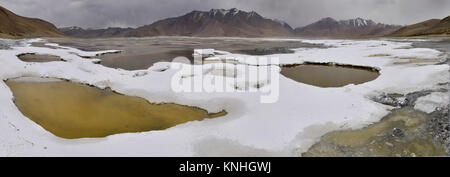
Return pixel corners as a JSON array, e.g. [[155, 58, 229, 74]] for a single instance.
[[389, 16, 450, 37], [0, 6, 65, 38]]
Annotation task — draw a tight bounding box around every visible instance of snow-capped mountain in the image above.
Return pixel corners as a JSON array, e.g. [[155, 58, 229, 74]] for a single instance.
[[339, 18, 377, 27], [60, 8, 294, 38], [209, 8, 241, 17], [58, 10, 405, 38], [127, 8, 294, 37], [294, 17, 401, 37]]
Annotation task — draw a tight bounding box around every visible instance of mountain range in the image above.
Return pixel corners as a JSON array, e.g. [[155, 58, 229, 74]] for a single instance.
[[0, 6, 449, 39], [60, 8, 294, 38], [59, 9, 400, 38], [0, 6, 64, 38], [58, 9, 402, 38], [58, 26, 134, 38], [294, 17, 401, 37], [128, 8, 294, 37]]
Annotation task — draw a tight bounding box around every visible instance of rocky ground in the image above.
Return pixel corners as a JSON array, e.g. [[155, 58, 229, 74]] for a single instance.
[[372, 84, 449, 154]]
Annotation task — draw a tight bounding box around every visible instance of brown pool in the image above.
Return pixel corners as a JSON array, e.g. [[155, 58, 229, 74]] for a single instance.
[[6, 78, 226, 139], [281, 63, 380, 87], [17, 53, 63, 62]]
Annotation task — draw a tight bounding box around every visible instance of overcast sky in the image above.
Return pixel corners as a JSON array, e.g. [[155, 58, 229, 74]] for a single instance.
[[0, 0, 449, 29]]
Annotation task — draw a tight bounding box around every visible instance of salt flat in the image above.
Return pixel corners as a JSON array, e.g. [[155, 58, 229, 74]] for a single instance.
[[0, 37, 448, 156]]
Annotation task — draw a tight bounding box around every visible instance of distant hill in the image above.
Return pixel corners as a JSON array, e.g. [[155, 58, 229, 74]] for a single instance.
[[389, 16, 450, 37], [58, 26, 134, 38], [294, 17, 401, 37], [0, 6, 65, 38]]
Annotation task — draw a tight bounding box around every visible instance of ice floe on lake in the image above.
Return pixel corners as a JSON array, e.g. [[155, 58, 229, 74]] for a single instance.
[[414, 92, 449, 114]]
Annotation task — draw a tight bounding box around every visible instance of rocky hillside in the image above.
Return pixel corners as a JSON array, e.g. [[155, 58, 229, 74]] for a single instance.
[[294, 17, 401, 37], [390, 16, 450, 37], [0, 6, 65, 38]]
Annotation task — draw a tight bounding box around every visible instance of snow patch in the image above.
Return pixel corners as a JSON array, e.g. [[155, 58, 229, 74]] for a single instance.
[[414, 92, 449, 113]]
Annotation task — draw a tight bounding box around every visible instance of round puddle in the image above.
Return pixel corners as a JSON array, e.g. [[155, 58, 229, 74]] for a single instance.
[[17, 53, 63, 62], [5, 79, 226, 139], [281, 63, 380, 87]]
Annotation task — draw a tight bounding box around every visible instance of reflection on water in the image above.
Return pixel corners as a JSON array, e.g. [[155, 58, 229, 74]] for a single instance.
[[412, 40, 450, 53], [99, 49, 194, 70], [303, 108, 445, 157], [48, 38, 327, 70], [281, 63, 380, 87], [6, 79, 226, 139]]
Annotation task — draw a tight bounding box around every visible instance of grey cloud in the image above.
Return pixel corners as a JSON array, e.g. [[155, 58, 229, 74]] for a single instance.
[[0, 0, 448, 29]]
